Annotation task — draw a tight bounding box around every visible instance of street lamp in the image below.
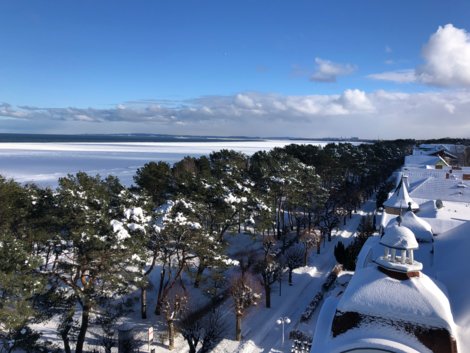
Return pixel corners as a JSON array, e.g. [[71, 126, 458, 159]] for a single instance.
[[276, 316, 291, 346]]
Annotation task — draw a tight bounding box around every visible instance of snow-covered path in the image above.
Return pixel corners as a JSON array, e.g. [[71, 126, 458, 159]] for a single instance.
[[213, 199, 377, 353]]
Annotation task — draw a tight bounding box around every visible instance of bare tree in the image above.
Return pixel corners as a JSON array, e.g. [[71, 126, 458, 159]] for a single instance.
[[254, 235, 280, 308], [199, 310, 226, 353], [283, 244, 304, 286], [178, 310, 204, 353], [177, 308, 226, 353], [162, 289, 188, 350], [299, 228, 321, 265], [230, 275, 260, 341]]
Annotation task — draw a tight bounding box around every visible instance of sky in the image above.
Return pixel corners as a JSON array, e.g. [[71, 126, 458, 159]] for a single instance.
[[1, 0, 470, 139]]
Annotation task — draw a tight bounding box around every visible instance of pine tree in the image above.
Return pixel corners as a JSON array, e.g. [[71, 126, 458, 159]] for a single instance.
[[43, 173, 143, 353], [0, 177, 46, 352]]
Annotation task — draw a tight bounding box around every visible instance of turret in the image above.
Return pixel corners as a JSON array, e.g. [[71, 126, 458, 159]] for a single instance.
[[383, 175, 419, 215]]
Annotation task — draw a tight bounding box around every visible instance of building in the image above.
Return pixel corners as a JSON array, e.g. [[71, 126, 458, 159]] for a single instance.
[[312, 224, 458, 353], [311, 146, 470, 353]]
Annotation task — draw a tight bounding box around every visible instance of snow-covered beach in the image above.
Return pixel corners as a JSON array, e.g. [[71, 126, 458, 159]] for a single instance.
[[0, 140, 333, 187]]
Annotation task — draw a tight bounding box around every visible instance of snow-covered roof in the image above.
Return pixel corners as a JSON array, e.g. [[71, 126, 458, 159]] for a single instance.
[[337, 266, 455, 331], [417, 143, 449, 152], [356, 236, 381, 270], [311, 295, 432, 353], [380, 225, 418, 250], [414, 144, 459, 159], [408, 198, 470, 235], [405, 155, 449, 167], [435, 221, 470, 320], [383, 177, 419, 211], [409, 177, 470, 203], [387, 211, 433, 243]]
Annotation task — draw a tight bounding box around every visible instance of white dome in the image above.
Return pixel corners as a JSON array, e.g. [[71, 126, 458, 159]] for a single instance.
[[380, 225, 418, 250]]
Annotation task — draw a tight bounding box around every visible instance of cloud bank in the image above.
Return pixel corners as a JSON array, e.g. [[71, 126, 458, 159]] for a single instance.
[[370, 24, 470, 87], [1, 88, 469, 139]]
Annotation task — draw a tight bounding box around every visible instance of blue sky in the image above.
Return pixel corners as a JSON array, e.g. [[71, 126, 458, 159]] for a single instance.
[[1, 0, 470, 138]]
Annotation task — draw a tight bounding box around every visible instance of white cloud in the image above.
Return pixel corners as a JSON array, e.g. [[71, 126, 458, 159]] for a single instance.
[[235, 94, 257, 109], [367, 69, 416, 83], [310, 58, 356, 82], [416, 24, 470, 87], [339, 89, 375, 112], [2, 90, 470, 138], [444, 103, 455, 114], [370, 24, 470, 87]]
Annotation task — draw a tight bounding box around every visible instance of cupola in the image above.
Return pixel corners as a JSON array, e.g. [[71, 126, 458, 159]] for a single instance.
[[375, 224, 423, 279]]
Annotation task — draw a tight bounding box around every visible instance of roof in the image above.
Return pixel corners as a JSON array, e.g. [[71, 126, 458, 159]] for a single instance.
[[387, 211, 433, 243], [383, 177, 419, 211], [435, 221, 470, 323], [312, 294, 432, 353], [337, 266, 455, 331], [380, 225, 419, 250], [434, 221, 470, 350], [409, 177, 470, 203], [405, 155, 449, 167], [415, 144, 458, 159]]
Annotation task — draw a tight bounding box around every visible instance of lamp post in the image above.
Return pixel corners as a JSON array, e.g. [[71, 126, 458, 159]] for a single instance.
[[276, 316, 291, 346]]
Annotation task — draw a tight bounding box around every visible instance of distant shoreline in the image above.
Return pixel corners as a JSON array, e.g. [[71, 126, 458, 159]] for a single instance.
[[0, 133, 369, 144]]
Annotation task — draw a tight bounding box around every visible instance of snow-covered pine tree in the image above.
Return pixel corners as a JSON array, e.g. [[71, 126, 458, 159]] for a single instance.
[[44, 173, 143, 353]]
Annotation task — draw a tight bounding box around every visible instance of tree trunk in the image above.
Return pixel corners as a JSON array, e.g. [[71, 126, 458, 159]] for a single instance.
[[168, 319, 175, 350], [277, 212, 281, 239], [44, 245, 52, 270], [75, 299, 91, 353], [288, 268, 293, 286], [281, 208, 286, 234], [188, 341, 197, 353], [265, 284, 271, 308], [194, 262, 205, 288], [155, 268, 166, 315], [235, 312, 242, 341], [60, 325, 72, 353], [141, 286, 147, 319], [52, 252, 59, 270], [303, 248, 308, 266], [238, 211, 241, 233], [328, 230, 332, 242]]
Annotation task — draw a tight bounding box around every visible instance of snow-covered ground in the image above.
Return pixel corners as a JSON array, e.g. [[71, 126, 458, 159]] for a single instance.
[[0, 140, 332, 186], [209, 200, 377, 353]]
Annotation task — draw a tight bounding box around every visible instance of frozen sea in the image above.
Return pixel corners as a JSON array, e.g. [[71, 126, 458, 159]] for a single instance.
[[0, 139, 337, 187]]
